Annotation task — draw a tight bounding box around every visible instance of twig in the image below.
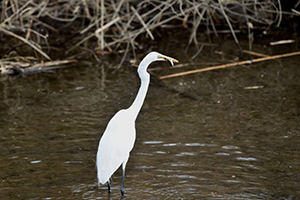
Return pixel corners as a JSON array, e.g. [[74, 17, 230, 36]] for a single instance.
[[131, 6, 154, 40], [1, 59, 77, 76], [148, 62, 219, 71], [1, 0, 33, 25], [81, 0, 92, 19], [32, 17, 59, 33], [243, 50, 269, 57], [291, 9, 300, 16], [218, 0, 242, 53], [0, 26, 51, 60], [31, 59, 77, 69], [67, 17, 120, 53], [100, 0, 105, 50], [276, 0, 282, 27], [159, 51, 300, 79], [270, 39, 295, 46]]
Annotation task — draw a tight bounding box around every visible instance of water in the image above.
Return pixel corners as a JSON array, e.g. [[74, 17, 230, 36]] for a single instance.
[[0, 33, 299, 199]]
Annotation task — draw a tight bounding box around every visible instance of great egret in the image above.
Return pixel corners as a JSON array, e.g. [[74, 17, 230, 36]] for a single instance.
[[96, 52, 178, 196]]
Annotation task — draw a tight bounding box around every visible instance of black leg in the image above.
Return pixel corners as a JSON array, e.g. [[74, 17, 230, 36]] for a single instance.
[[121, 155, 129, 196], [120, 169, 125, 196], [107, 179, 111, 193]]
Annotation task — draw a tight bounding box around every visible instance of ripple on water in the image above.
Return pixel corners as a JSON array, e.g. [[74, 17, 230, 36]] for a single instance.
[[222, 145, 240, 149], [236, 157, 257, 161], [30, 160, 42, 164], [163, 143, 180, 146], [143, 141, 163, 145], [175, 152, 196, 156], [153, 151, 167, 154], [215, 152, 230, 156]]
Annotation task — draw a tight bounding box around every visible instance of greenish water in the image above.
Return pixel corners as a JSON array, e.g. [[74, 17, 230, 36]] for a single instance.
[[0, 32, 299, 199]]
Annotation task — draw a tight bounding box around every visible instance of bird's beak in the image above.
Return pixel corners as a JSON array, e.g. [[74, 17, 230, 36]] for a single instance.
[[158, 55, 179, 66]]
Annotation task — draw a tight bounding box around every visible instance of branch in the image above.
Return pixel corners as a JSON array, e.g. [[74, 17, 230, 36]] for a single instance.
[[159, 51, 300, 79]]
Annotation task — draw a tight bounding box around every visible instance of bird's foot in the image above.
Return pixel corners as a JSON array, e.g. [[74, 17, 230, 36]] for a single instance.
[[107, 180, 111, 193], [121, 189, 125, 196]]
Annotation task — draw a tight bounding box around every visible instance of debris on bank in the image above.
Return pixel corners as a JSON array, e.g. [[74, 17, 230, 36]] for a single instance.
[[0, 57, 77, 76]]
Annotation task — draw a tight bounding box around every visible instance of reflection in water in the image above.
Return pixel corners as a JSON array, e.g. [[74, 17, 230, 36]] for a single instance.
[[0, 38, 300, 199]]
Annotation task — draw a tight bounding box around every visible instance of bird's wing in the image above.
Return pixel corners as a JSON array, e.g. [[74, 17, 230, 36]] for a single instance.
[[96, 109, 136, 184]]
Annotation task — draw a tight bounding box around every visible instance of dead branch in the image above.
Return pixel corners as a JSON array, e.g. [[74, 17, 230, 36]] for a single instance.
[[0, 26, 51, 60], [159, 51, 300, 79]]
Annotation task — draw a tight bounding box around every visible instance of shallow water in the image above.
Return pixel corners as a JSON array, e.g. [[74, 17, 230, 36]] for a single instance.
[[0, 33, 300, 199]]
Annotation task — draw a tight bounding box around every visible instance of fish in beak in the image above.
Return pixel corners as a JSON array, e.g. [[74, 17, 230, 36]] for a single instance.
[[158, 54, 179, 66]]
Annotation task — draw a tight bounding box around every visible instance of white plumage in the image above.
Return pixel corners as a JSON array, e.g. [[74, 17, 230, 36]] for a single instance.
[[96, 52, 178, 196]]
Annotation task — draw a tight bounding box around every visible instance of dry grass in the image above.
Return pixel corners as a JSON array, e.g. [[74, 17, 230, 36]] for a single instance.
[[0, 0, 290, 75]]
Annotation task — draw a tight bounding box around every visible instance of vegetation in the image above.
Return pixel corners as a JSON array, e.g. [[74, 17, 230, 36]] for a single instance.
[[0, 0, 297, 75]]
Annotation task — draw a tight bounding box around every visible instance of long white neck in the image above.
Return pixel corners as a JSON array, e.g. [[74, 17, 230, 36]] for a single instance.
[[127, 60, 151, 121]]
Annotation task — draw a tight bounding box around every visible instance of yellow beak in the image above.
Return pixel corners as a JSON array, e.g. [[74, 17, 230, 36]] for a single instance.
[[159, 55, 179, 66]]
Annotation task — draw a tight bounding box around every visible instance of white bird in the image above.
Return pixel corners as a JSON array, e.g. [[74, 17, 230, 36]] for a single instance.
[[96, 52, 178, 196]]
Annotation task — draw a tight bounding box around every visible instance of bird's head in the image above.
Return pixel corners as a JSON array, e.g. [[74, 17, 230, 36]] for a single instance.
[[138, 52, 179, 74], [155, 52, 179, 66]]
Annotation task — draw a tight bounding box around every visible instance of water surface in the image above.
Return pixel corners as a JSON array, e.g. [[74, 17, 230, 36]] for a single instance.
[[0, 34, 299, 199]]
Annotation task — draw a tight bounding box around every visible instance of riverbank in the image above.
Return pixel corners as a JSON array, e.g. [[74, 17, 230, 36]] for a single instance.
[[0, 0, 299, 75]]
